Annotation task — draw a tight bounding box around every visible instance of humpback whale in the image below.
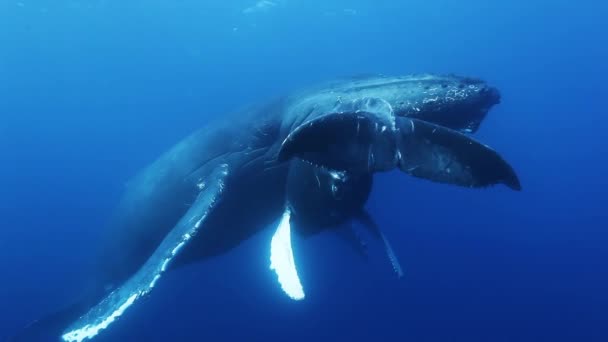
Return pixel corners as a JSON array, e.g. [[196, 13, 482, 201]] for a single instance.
[[11, 74, 520, 342]]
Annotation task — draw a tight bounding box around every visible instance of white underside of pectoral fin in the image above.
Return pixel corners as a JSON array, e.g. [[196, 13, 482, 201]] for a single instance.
[[61, 165, 229, 342], [379, 230, 404, 279], [269, 208, 305, 301]]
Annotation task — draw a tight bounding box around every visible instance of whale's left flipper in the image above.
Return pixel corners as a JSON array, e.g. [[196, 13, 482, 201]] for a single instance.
[[269, 207, 306, 301], [60, 164, 229, 342]]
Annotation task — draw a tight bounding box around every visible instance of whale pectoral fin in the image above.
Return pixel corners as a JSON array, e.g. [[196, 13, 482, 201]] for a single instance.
[[357, 211, 404, 279], [61, 164, 230, 342], [269, 208, 306, 301], [333, 223, 369, 259], [397, 118, 522, 190], [278, 98, 398, 174], [278, 106, 520, 191]]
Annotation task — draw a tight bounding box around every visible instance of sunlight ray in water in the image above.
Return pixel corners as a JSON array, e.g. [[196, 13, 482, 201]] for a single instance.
[[270, 208, 305, 300]]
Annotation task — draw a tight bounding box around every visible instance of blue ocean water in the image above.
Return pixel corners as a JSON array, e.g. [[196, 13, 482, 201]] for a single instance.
[[1, 0, 607, 341]]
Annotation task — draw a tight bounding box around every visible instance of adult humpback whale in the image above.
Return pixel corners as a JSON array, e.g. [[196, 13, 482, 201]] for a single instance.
[[11, 74, 520, 342]]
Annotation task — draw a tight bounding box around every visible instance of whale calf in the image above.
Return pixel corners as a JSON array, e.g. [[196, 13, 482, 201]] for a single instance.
[[11, 74, 520, 342]]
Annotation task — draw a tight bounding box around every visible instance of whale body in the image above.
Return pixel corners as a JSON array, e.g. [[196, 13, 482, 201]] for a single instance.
[[11, 74, 520, 342]]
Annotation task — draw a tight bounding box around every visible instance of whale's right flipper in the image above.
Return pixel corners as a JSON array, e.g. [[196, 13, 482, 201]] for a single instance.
[[60, 164, 229, 342], [11, 164, 230, 342], [7, 291, 106, 342], [357, 211, 404, 279], [279, 109, 521, 191]]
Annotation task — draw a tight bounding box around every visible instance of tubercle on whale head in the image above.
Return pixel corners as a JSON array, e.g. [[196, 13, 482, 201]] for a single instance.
[[386, 74, 502, 133], [282, 74, 502, 137]]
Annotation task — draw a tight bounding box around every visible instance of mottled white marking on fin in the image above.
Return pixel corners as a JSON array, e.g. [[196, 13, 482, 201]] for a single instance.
[[270, 208, 305, 300], [61, 165, 229, 342], [357, 210, 404, 279], [378, 231, 404, 278]]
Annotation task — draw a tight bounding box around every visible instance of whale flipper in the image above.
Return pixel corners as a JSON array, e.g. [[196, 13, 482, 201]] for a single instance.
[[8, 289, 106, 342], [357, 211, 404, 279], [395, 118, 521, 190], [59, 164, 229, 342], [279, 110, 520, 191], [269, 207, 305, 301], [278, 98, 397, 173], [334, 223, 369, 259]]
